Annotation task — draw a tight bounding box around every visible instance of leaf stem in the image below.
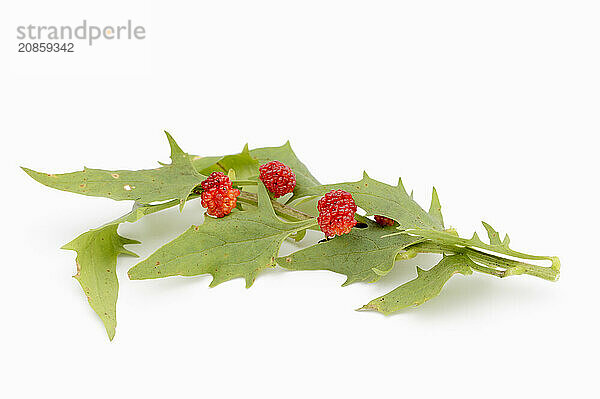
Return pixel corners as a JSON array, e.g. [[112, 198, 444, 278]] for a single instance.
[[395, 241, 560, 281], [232, 180, 258, 186], [463, 247, 560, 281], [237, 191, 315, 221]]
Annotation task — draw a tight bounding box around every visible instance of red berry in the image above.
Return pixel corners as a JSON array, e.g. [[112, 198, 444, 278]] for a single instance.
[[201, 171, 232, 191], [374, 215, 395, 227], [201, 187, 240, 218], [259, 161, 296, 198], [199, 172, 239, 217], [317, 190, 357, 237]]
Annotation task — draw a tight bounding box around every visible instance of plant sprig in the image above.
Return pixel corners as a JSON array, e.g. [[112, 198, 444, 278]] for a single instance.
[[23, 132, 560, 340]]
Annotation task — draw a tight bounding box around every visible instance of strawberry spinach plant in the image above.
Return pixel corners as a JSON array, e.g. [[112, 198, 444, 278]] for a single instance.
[[23, 132, 560, 340]]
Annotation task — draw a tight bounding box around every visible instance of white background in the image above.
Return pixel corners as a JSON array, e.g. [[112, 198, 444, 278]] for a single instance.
[[1, 1, 598, 398]]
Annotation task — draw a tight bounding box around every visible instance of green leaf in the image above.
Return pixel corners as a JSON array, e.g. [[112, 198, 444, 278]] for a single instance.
[[128, 182, 316, 287], [407, 222, 560, 280], [359, 254, 474, 314], [428, 187, 444, 229], [250, 141, 320, 199], [62, 198, 189, 341], [305, 172, 444, 230], [286, 196, 319, 218], [196, 144, 260, 181], [22, 132, 205, 210], [191, 155, 223, 173], [279, 219, 422, 285], [62, 225, 140, 340]]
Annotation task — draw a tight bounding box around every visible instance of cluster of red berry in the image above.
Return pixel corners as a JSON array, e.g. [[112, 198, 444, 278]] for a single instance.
[[199, 161, 394, 236], [317, 190, 358, 237], [199, 172, 240, 218], [259, 160, 296, 198]]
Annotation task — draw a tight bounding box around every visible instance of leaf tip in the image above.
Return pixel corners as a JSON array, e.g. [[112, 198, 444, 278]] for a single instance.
[[208, 276, 222, 288], [396, 177, 407, 193], [164, 131, 184, 158], [341, 277, 353, 287], [356, 304, 376, 312], [21, 166, 43, 181], [127, 267, 140, 280], [61, 240, 76, 251], [120, 249, 139, 258], [178, 196, 189, 211]]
